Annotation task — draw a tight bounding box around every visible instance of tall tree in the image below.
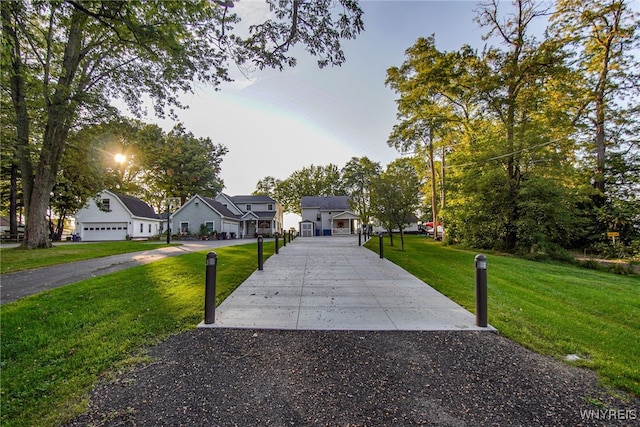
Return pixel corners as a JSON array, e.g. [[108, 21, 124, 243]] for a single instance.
[[550, 0, 639, 200], [370, 158, 422, 251], [549, 0, 639, 249], [386, 36, 478, 240], [1, 0, 363, 248], [341, 156, 381, 226], [469, 0, 569, 251]]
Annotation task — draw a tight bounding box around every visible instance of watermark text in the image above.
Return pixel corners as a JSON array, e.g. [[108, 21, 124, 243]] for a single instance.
[[580, 409, 637, 421]]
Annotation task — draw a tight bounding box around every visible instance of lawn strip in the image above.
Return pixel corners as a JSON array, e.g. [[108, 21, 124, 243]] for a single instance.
[[1, 242, 272, 427], [365, 234, 640, 396]]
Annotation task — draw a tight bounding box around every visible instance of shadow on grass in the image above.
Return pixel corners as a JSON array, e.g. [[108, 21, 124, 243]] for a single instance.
[[1, 242, 273, 427]]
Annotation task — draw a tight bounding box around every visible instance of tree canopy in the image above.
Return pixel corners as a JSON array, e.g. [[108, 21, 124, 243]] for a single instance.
[[1, 0, 364, 248], [385, 0, 639, 256]]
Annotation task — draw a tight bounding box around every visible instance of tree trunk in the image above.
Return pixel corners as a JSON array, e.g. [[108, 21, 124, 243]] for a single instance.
[[2, 1, 33, 240], [21, 8, 86, 248], [504, 91, 519, 252], [593, 49, 610, 203], [10, 162, 19, 239], [428, 131, 439, 240], [54, 212, 66, 241], [440, 145, 446, 211]]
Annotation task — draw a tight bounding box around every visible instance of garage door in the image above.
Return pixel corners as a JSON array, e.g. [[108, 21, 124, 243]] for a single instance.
[[82, 222, 128, 241], [222, 221, 239, 235]]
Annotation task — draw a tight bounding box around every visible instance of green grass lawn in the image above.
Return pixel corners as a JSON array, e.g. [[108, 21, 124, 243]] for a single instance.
[[366, 234, 640, 397], [1, 242, 276, 427], [0, 241, 179, 274], [2, 236, 638, 426]]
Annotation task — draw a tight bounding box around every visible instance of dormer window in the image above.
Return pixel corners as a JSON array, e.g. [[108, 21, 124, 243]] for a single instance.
[[268, 204, 273, 211], [246, 204, 251, 211]]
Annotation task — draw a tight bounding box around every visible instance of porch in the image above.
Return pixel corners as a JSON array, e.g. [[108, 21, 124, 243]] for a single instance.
[[330, 211, 359, 236]]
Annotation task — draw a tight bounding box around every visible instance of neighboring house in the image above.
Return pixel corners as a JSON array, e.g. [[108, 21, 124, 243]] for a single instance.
[[299, 196, 359, 237], [170, 194, 241, 238], [372, 213, 421, 234], [75, 190, 162, 241], [215, 193, 284, 238]]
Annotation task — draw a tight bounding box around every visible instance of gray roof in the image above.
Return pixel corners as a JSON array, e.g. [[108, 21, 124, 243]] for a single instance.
[[201, 196, 240, 219], [253, 211, 276, 220], [300, 196, 351, 211], [230, 194, 276, 204], [114, 193, 158, 219]]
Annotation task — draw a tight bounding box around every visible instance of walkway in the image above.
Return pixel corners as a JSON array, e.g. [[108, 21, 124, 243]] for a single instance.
[[204, 236, 495, 331]]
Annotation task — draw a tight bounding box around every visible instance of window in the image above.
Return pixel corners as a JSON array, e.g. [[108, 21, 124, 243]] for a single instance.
[[268, 204, 273, 211], [140, 223, 143, 233], [180, 222, 189, 234], [148, 224, 151, 233], [101, 198, 111, 211], [205, 221, 214, 233], [246, 204, 251, 211]]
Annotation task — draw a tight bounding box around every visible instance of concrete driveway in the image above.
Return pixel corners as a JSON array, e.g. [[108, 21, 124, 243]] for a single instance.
[[203, 236, 495, 332]]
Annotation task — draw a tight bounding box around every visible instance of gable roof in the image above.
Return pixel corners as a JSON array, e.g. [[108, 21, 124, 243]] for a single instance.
[[200, 196, 240, 219], [112, 192, 158, 219], [333, 211, 359, 220], [301, 196, 351, 211]]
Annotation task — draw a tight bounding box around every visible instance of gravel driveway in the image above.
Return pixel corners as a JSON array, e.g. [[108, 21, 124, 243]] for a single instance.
[[66, 329, 639, 426]]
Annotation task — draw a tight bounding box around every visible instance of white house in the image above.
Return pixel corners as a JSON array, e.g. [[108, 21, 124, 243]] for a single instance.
[[75, 190, 162, 241], [299, 196, 359, 237], [170, 194, 241, 238], [215, 193, 283, 238]]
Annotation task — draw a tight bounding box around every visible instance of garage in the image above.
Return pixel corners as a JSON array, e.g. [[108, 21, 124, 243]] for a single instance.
[[222, 220, 239, 237], [81, 222, 128, 241]]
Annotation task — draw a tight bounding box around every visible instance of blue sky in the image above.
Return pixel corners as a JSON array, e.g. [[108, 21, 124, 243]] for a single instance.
[[149, 1, 526, 226]]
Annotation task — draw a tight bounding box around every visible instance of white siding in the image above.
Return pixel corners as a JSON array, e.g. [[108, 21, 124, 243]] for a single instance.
[[75, 191, 161, 241]]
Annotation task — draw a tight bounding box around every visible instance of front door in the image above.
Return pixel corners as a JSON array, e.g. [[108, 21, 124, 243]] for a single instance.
[[246, 221, 256, 237]]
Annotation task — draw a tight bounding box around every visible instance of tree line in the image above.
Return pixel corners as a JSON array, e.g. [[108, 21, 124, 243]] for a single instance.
[[384, 0, 638, 258], [256, 0, 639, 259]]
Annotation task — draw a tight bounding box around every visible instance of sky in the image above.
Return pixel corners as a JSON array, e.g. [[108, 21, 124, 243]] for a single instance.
[[147, 1, 513, 227]]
